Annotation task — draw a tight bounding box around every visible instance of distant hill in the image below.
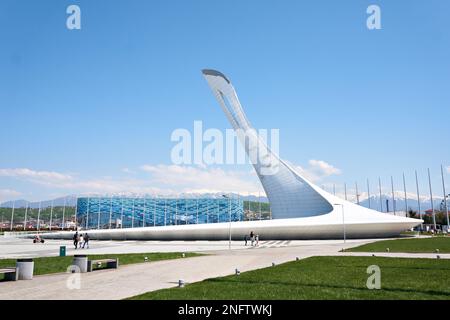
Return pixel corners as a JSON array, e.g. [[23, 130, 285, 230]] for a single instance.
[[359, 194, 445, 213], [1, 196, 77, 208]]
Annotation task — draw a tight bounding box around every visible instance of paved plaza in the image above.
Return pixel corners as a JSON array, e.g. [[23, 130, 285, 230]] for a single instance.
[[0, 237, 448, 300], [0, 237, 377, 259]]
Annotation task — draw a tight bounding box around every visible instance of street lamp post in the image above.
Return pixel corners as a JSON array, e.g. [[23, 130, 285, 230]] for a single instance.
[[258, 191, 261, 220], [344, 183, 347, 201], [378, 177, 383, 212], [86, 197, 90, 230], [73, 195, 78, 231], [62, 196, 67, 230], [228, 195, 231, 250], [37, 201, 41, 232], [223, 194, 232, 250], [98, 197, 101, 230], [415, 170, 422, 232], [440, 165, 449, 230], [142, 196, 146, 228], [10, 200, 15, 232], [355, 182, 360, 205], [391, 176, 396, 215], [334, 204, 346, 246], [131, 198, 135, 229], [23, 201, 28, 231], [427, 168, 436, 231], [49, 200, 54, 231], [153, 196, 157, 227], [110, 195, 113, 229], [120, 197, 124, 229]]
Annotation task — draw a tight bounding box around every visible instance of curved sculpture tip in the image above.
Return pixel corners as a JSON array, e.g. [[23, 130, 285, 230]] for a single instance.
[[201, 69, 231, 84]]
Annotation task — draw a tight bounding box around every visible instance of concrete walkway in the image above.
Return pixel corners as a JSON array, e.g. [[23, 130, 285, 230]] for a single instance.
[[1, 238, 448, 300], [0, 238, 360, 259]]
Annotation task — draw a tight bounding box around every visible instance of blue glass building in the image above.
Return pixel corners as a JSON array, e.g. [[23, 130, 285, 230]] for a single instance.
[[76, 197, 244, 230]]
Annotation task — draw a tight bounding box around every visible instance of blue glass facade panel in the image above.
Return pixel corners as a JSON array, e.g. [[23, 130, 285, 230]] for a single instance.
[[76, 197, 244, 230]]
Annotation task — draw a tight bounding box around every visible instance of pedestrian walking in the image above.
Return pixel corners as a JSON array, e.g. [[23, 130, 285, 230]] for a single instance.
[[83, 233, 90, 249], [73, 232, 79, 249], [255, 234, 259, 246], [79, 234, 83, 249]]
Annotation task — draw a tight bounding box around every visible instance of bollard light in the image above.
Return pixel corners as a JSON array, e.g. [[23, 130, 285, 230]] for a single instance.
[[235, 268, 240, 276], [178, 279, 185, 288], [144, 256, 149, 262], [435, 249, 440, 253], [182, 253, 185, 258], [386, 248, 390, 253]]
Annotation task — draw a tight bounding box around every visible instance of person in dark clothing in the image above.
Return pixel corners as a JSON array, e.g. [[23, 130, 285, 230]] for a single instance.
[[250, 231, 255, 246], [244, 235, 248, 246], [83, 233, 90, 249], [73, 232, 79, 249]]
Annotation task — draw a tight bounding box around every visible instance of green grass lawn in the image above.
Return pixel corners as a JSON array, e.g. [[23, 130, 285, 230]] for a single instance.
[[0, 252, 201, 280], [129, 256, 450, 300], [347, 237, 450, 253]]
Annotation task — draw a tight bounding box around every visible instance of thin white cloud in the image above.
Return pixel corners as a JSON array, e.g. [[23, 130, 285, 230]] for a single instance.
[[121, 167, 135, 174], [309, 160, 341, 176], [0, 165, 263, 199], [141, 164, 262, 194], [0, 168, 72, 183], [294, 159, 342, 182], [0, 189, 22, 201]]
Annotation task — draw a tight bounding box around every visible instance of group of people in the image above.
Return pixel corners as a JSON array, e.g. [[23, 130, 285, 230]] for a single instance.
[[244, 231, 259, 246], [73, 232, 90, 249]]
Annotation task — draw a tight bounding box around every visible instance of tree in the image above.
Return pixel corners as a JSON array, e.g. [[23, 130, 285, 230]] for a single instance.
[[408, 209, 417, 219]]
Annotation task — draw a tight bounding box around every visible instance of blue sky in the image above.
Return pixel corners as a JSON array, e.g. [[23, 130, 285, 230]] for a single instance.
[[0, 0, 449, 202]]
